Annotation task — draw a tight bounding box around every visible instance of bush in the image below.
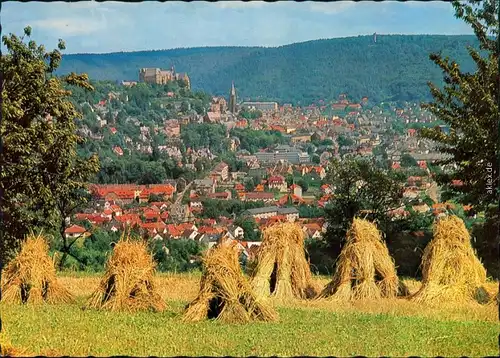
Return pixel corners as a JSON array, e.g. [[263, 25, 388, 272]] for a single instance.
[[152, 239, 205, 272], [305, 239, 337, 276], [471, 209, 499, 279]]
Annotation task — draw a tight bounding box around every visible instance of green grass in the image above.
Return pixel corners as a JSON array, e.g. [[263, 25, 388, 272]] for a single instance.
[[2, 299, 498, 356]]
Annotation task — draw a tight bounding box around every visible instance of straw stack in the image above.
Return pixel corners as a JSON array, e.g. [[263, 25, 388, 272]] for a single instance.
[[1, 233, 74, 304], [410, 215, 488, 304], [319, 218, 406, 301], [183, 240, 277, 323], [86, 235, 165, 312], [251, 222, 318, 300]]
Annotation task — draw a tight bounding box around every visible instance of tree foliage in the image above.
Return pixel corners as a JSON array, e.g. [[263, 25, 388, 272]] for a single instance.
[[420, 0, 499, 210], [152, 239, 204, 272], [1, 28, 100, 264], [323, 157, 405, 257]]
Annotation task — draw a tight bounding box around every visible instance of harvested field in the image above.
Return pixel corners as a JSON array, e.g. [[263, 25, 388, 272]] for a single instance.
[[1, 272, 497, 357]]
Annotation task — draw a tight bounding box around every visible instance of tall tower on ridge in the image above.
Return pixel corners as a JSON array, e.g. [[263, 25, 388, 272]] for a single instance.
[[229, 81, 237, 113]]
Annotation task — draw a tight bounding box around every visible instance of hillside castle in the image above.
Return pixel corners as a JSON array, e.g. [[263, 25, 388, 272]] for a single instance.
[[139, 67, 191, 89]]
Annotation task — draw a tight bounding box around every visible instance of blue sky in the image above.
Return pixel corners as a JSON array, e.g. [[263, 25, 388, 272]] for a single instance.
[[3, 1, 473, 54]]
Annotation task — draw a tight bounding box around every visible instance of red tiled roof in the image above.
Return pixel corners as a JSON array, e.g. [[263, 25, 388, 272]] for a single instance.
[[65, 225, 87, 234], [198, 226, 217, 235], [268, 176, 285, 184], [303, 223, 322, 231], [392, 161, 401, 169], [234, 183, 245, 191], [245, 192, 274, 200], [140, 221, 167, 230], [113, 146, 124, 155], [160, 211, 170, 219], [166, 224, 182, 237], [116, 214, 141, 223], [144, 211, 161, 219], [207, 192, 230, 199]]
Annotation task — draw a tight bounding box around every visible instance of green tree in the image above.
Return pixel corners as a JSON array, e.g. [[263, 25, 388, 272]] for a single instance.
[[245, 178, 256, 192], [180, 100, 190, 113], [323, 157, 405, 257], [420, 0, 499, 211], [337, 135, 354, 148], [1, 28, 100, 264], [297, 178, 309, 193], [234, 216, 260, 241], [401, 153, 417, 167], [152, 239, 204, 272]]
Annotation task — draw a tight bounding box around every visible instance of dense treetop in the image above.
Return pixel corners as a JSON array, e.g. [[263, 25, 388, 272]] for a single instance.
[[56, 35, 480, 105]]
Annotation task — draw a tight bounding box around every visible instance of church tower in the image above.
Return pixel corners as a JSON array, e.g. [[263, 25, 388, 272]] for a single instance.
[[229, 81, 237, 113]]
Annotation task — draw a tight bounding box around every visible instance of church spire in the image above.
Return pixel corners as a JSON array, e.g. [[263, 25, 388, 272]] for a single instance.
[[229, 81, 237, 113]]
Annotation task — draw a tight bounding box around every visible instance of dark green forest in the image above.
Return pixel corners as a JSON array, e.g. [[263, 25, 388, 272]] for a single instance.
[[57, 35, 479, 105]]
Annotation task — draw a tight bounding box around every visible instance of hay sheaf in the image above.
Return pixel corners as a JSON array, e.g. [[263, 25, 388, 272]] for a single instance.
[[86, 236, 165, 312], [319, 218, 405, 301], [487, 290, 499, 306], [251, 222, 318, 300], [410, 215, 488, 304], [183, 240, 277, 323], [1, 233, 74, 304]]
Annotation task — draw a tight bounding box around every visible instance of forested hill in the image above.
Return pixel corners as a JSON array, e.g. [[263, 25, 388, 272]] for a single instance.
[[58, 35, 479, 104]]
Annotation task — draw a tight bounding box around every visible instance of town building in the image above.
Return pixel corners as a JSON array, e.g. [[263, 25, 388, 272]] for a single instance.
[[211, 162, 229, 181], [139, 67, 190, 89], [240, 102, 279, 112], [242, 206, 299, 221], [254, 151, 310, 165], [211, 97, 228, 113]]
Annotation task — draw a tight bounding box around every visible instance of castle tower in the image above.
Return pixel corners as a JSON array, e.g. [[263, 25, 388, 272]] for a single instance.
[[229, 81, 237, 113]]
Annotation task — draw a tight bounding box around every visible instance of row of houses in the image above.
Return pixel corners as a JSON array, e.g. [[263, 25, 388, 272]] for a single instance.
[[90, 184, 177, 205]]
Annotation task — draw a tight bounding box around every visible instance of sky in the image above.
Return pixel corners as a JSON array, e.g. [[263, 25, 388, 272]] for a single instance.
[[2, 1, 474, 54]]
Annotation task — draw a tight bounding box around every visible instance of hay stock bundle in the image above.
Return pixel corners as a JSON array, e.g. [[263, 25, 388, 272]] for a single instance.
[[319, 218, 407, 301], [183, 239, 277, 323], [410, 215, 489, 304], [86, 236, 166, 312], [251, 222, 318, 300], [1, 233, 74, 305]]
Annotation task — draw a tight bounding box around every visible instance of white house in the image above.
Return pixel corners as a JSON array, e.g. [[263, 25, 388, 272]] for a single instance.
[[64, 225, 88, 239], [228, 225, 244, 239]]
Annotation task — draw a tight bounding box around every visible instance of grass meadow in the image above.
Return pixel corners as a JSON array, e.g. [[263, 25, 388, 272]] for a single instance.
[[1, 272, 498, 357]]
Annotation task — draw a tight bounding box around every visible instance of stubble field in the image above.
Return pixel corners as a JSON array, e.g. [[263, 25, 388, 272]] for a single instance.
[[1, 272, 498, 357]]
